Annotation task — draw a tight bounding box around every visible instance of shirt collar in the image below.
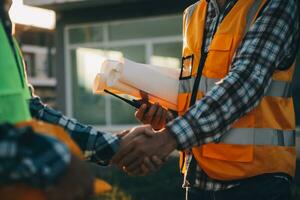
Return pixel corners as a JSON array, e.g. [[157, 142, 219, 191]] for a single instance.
[[208, 0, 221, 15], [206, 0, 235, 15]]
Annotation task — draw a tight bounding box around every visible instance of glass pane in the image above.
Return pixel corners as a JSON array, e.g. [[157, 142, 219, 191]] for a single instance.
[[109, 45, 146, 63], [109, 16, 182, 40], [108, 45, 146, 124], [71, 49, 107, 125], [23, 52, 35, 77], [151, 42, 182, 69], [69, 25, 103, 44]]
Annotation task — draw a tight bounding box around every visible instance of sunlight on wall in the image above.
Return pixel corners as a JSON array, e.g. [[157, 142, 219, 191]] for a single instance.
[[9, 0, 56, 30]]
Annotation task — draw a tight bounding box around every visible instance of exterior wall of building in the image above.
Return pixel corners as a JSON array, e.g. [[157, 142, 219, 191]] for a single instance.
[[14, 27, 57, 107]]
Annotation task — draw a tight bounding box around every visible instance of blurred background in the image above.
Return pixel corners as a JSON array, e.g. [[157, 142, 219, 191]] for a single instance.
[[10, 0, 300, 199]]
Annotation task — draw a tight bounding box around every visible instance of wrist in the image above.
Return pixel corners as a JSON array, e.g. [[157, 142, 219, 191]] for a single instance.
[[158, 128, 178, 151]]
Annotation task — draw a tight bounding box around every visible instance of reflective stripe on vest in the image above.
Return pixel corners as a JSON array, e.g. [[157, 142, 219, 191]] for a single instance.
[[179, 76, 292, 97], [220, 128, 295, 146]]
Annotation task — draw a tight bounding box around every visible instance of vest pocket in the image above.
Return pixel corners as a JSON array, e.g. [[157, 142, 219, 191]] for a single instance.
[[180, 55, 194, 80], [203, 34, 233, 79]]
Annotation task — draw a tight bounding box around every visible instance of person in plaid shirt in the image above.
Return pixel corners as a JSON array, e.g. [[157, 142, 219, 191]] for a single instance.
[[113, 0, 300, 199], [1, 2, 162, 198]]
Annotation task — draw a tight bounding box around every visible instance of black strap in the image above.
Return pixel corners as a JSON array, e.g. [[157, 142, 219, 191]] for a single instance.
[[189, 52, 208, 106], [189, 12, 216, 107]]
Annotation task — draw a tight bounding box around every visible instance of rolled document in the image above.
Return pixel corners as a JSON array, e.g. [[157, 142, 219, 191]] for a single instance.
[[93, 58, 180, 111]]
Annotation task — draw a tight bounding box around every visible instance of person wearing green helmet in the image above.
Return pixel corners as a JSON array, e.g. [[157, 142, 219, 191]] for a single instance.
[[0, 1, 163, 199]]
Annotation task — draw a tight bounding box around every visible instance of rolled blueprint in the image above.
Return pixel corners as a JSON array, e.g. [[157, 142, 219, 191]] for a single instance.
[[93, 58, 180, 111]]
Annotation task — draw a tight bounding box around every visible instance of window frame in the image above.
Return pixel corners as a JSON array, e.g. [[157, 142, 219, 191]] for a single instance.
[[64, 15, 182, 129]]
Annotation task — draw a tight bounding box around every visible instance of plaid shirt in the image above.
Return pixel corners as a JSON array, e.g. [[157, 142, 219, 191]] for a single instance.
[[29, 97, 120, 165], [0, 123, 70, 187], [0, 97, 120, 187], [166, 0, 299, 191]]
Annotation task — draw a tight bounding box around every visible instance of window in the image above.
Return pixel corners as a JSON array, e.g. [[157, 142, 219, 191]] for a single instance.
[[23, 52, 36, 77], [66, 15, 182, 127], [152, 42, 182, 68], [22, 45, 56, 87], [22, 45, 49, 78], [69, 25, 104, 44], [108, 17, 181, 40]]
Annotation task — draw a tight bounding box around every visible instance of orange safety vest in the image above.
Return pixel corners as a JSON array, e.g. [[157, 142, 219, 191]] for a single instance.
[[178, 0, 296, 181], [0, 120, 112, 200]]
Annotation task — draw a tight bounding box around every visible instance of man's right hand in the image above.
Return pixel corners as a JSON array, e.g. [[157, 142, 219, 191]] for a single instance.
[[112, 125, 177, 175], [135, 103, 168, 130], [44, 154, 94, 200]]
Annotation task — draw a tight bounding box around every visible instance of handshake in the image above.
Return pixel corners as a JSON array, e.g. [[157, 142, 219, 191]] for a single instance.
[[111, 103, 178, 176], [39, 103, 177, 200]]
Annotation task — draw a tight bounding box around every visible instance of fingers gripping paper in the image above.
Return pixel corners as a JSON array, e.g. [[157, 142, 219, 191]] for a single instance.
[[93, 58, 180, 111]]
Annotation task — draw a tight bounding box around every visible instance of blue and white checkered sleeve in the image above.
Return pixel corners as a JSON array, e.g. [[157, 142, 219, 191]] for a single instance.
[[29, 97, 120, 165], [0, 123, 70, 187], [166, 115, 199, 150]]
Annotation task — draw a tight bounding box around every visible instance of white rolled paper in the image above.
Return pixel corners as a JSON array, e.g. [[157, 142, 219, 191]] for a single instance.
[[93, 58, 180, 111], [93, 73, 140, 96]]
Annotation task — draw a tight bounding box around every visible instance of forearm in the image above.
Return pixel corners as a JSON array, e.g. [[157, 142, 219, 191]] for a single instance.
[[29, 97, 120, 164], [0, 123, 70, 187]]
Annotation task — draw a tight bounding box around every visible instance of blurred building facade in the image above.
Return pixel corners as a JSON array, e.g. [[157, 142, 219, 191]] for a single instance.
[[23, 0, 300, 133], [14, 25, 57, 107]]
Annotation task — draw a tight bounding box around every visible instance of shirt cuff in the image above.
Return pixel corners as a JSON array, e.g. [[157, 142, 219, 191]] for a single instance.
[[166, 116, 199, 150], [92, 132, 120, 166]]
